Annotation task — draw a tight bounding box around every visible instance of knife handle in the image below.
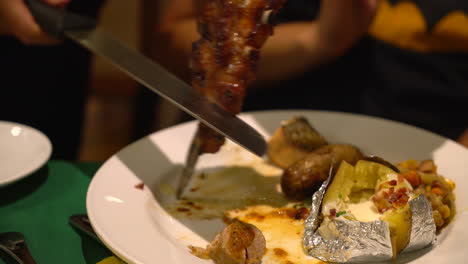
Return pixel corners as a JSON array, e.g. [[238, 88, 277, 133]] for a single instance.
[[69, 214, 103, 245], [13, 243, 37, 264], [25, 0, 97, 38]]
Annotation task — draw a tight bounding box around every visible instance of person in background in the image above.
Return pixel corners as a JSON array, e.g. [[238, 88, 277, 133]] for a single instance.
[[159, 0, 468, 147], [0, 0, 104, 160]]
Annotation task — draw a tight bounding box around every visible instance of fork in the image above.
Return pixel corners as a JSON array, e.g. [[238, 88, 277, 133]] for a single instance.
[[0, 232, 37, 264]]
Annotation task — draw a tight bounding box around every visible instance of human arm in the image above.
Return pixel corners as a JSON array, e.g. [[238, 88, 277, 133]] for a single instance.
[[0, 0, 69, 45], [160, 0, 378, 83]]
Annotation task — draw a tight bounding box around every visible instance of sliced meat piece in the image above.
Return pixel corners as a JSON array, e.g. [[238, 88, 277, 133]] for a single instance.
[[268, 116, 327, 169], [189, 220, 266, 264]]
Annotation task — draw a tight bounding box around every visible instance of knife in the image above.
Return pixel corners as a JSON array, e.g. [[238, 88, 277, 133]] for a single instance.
[[68, 214, 103, 245], [70, 214, 131, 260], [25, 0, 267, 158]]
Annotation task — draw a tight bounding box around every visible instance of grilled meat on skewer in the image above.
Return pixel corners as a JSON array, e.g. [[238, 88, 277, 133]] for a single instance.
[[191, 0, 286, 154]]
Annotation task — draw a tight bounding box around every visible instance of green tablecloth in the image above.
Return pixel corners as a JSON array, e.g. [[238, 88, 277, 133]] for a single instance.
[[0, 161, 114, 264]]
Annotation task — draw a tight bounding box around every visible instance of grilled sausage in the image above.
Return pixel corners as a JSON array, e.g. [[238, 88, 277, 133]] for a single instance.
[[281, 144, 364, 200]]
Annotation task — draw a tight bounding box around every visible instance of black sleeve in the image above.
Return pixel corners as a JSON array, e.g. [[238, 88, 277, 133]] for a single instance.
[[276, 0, 320, 23], [68, 0, 106, 19]]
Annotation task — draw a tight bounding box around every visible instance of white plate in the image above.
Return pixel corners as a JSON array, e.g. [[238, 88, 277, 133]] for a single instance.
[[0, 121, 52, 186], [86, 110, 468, 264]]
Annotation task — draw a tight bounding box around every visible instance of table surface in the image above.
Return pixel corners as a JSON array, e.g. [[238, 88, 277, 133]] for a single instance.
[[0, 161, 114, 264]]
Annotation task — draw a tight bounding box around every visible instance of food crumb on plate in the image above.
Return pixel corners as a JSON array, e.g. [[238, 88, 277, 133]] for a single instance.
[[134, 182, 144, 190]]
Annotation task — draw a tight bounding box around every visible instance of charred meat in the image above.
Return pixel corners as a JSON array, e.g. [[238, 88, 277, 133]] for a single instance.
[[191, 0, 286, 154]]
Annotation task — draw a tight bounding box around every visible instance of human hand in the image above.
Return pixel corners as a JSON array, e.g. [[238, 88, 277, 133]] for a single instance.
[[0, 0, 69, 45], [457, 129, 468, 148], [316, 0, 379, 56]]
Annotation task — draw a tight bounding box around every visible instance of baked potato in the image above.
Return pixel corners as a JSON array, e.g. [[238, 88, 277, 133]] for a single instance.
[[320, 160, 418, 257]]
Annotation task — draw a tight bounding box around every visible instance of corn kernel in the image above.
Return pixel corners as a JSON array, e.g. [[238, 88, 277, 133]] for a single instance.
[[431, 187, 444, 195], [440, 205, 451, 219], [432, 210, 444, 227], [444, 178, 456, 191], [399, 159, 419, 170], [426, 185, 431, 193]]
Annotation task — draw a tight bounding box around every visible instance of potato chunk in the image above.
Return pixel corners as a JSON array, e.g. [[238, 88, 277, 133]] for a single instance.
[[267, 116, 327, 169]]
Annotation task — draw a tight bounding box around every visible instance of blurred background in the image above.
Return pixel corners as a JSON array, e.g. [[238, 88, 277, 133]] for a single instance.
[[78, 0, 183, 162], [70, 0, 468, 162]]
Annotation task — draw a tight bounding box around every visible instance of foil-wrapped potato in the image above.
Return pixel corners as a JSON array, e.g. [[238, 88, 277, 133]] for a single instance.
[[303, 160, 437, 262], [321, 160, 414, 256]]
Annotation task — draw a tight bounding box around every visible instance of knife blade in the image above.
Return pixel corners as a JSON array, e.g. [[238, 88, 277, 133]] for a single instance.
[[25, 0, 267, 158]]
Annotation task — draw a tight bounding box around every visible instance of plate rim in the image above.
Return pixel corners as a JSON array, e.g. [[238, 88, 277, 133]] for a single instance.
[[0, 120, 52, 186]]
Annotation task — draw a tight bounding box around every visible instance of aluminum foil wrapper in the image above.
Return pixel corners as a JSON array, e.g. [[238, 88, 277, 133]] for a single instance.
[[303, 178, 436, 263], [403, 195, 437, 253]]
